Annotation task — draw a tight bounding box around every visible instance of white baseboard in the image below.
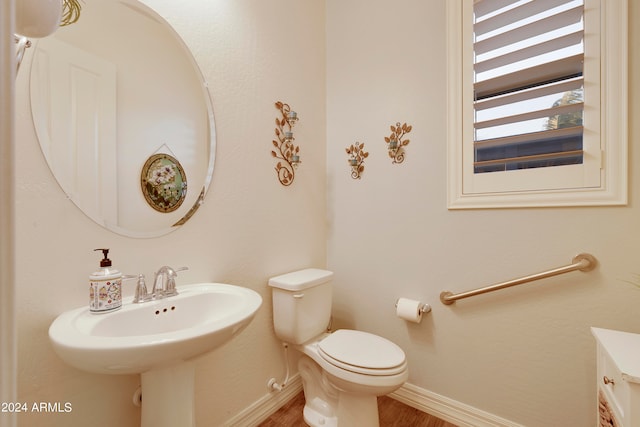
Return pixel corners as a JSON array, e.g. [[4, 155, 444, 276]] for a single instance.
[[390, 382, 523, 427], [224, 374, 303, 427], [225, 377, 522, 427]]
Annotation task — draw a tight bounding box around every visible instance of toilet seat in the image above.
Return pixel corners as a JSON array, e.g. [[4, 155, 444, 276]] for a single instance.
[[318, 330, 407, 376]]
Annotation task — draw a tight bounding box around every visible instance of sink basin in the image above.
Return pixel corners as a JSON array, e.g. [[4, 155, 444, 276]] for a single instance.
[[49, 282, 262, 375], [49, 282, 262, 427]]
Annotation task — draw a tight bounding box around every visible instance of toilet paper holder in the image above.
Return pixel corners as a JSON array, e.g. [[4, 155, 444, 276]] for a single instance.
[[395, 299, 431, 314]]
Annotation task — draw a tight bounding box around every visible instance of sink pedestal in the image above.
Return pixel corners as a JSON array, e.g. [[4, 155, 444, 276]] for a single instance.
[[141, 361, 196, 427]]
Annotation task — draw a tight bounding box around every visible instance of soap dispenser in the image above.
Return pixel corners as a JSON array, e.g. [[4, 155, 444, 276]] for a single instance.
[[89, 248, 122, 313]]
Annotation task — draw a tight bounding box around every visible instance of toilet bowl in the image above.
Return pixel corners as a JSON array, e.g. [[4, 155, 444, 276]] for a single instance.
[[297, 330, 408, 427], [268, 269, 409, 427]]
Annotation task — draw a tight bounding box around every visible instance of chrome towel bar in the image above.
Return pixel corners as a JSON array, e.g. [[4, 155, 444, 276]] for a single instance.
[[440, 253, 597, 305]]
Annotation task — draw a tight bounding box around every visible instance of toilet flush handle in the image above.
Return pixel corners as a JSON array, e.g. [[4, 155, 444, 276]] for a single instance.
[[293, 293, 304, 299]]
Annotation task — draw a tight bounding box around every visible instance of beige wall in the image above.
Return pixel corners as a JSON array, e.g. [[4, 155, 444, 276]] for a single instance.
[[13, 0, 325, 426], [10, 0, 640, 426], [326, 1, 640, 426]]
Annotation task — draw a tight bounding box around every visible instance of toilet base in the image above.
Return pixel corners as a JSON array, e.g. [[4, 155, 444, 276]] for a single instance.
[[299, 355, 381, 427], [302, 392, 379, 427], [303, 402, 337, 427], [337, 393, 379, 427]]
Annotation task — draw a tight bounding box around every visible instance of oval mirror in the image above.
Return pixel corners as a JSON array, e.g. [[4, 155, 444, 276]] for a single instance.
[[29, 0, 215, 238]]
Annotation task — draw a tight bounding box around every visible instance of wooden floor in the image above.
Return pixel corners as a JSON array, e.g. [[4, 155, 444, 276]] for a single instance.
[[257, 391, 457, 427]]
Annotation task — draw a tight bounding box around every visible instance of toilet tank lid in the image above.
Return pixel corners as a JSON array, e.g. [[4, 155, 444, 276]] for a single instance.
[[268, 268, 333, 291]]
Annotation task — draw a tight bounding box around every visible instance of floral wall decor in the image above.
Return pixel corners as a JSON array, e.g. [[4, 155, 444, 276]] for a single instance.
[[385, 122, 412, 164], [346, 142, 368, 179]]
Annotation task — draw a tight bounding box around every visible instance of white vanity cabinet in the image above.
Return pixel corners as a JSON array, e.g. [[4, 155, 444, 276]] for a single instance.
[[592, 327, 640, 427]]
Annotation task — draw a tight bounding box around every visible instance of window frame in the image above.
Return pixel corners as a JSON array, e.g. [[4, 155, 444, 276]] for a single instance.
[[446, 0, 628, 209]]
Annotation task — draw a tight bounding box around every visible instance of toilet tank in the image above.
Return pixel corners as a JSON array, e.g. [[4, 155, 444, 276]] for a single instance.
[[268, 268, 333, 344]]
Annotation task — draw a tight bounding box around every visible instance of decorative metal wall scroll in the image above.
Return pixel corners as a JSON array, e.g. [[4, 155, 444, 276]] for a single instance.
[[271, 101, 300, 186], [385, 122, 412, 164], [346, 142, 368, 179], [141, 153, 187, 213]]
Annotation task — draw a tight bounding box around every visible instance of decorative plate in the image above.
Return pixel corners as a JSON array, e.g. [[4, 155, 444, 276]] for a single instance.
[[141, 153, 187, 213]]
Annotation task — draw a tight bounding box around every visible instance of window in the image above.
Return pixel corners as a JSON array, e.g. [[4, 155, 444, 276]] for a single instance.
[[474, 0, 585, 174], [447, 0, 627, 208]]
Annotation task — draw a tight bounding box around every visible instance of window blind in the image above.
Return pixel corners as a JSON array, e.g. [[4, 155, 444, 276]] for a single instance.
[[473, 0, 584, 174]]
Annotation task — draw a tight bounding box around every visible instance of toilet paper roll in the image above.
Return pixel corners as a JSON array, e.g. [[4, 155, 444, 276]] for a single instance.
[[396, 298, 423, 323]]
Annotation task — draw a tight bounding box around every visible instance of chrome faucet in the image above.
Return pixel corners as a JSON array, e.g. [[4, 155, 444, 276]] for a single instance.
[[151, 266, 188, 299]]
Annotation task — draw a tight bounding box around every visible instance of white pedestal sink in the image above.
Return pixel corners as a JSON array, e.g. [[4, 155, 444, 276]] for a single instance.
[[48, 283, 262, 427]]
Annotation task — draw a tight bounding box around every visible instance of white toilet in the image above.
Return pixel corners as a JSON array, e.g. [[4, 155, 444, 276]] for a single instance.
[[268, 268, 408, 427]]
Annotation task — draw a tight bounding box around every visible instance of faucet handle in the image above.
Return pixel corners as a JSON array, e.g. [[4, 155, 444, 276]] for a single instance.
[[162, 266, 188, 280], [165, 267, 188, 296], [133, 274, 150, 303]]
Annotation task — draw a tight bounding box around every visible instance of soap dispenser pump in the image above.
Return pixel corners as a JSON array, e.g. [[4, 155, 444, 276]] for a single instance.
[[89, 248, 122, 313]]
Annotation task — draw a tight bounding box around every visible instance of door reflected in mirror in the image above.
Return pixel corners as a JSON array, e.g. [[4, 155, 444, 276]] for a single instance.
[[29, 0, 215, 237]]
